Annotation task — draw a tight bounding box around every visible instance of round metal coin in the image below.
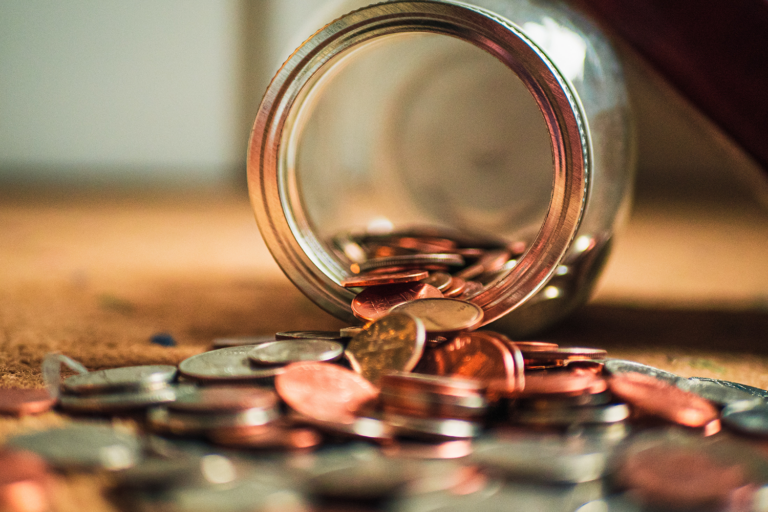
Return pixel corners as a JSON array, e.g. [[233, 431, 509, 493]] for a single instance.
[[341, 270, 429, 288], [179, 346, 285, 383], [62, 365, 177, 395], [679, 377, 766, 406], [0, 388, 55, 417], [604, 359, 682, 386], [275, 331, 345, 341], [390, 298, 484, 333], [351, 282, 443, 322], [148, 406, 279, 436], [167, 385, 278, 414], [721, 399, 768, 436], [352, 253, 464, 274], [212, 335, 278, 349], [248, 339, 343, 366], [59, 384, 193, 412], [385, 413, 481, 440], [513, 403, 630, 426]]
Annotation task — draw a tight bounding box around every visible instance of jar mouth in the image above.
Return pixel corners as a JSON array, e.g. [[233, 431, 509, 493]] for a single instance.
[[248, 0, 590, 326]]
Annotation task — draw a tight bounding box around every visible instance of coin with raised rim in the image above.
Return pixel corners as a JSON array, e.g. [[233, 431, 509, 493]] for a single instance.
[[390, 298, 483, 333], [62, 365, 177, 395], [179, 346, 285, 383], [351, 283, 443, 322], [345, 314, 426, 385], [342, 270, 429, 288], [248, 339, 343, 366]]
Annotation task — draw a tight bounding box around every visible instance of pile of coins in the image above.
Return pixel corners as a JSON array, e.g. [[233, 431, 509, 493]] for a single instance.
[[2, 238, 768, 510]]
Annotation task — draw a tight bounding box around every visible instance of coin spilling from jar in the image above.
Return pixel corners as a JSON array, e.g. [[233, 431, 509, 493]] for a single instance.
[[2, 232, 768, 511]]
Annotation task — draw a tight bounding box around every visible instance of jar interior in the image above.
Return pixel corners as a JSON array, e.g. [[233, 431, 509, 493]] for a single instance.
[[285, 32, 554, 280]]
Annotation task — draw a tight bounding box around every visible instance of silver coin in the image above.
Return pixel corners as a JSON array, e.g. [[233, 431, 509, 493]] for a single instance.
[[471, 437, 609, 483], [211, 335, 278, 348], [62, 365, 177, 395], [385, 413, 481, 439], [147, 405, 280, 436], [275, 331, 345, 341], [721, 399, 768, 436], [289, 413, 394, 443], [166, 478, 308, 512], [603, 359, 682, 385], [248, 339, 344, 365], [680, 377, 768, 406], [389, 298, 484, 333], [355, 253, 464, 273], [7, 423, 141, 471], [514, 403, 630, 426], [178, 346, 285, 382], [59, 384, 194, 412]]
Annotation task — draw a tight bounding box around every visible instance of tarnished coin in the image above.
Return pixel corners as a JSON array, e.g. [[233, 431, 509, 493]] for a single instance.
[[680, 377, 767, 406], [351, 282, 443, 322], [208, 424, 322, 450], [342, 270, 429, 288], [420, 272, 453, 292], [0, 388, 55, 417], [608, 372, 719, 428], [380, 372, 487, 419], [178, 346, 285, 383], [351, 253, 464, 274], [513, 403, 630, 426], [417, 332, 523, 391], [248, 339, 343, 366], [212, 335, 277, 349], [390, 298, 484, 333], [604, 359, 682, 386], [345, 314, 426, 385], [385, 413, 481, 440], [454, 249, 511, 280], [7, 424, 141, 471], [59, 384, 193, 413], [167, 386, 278, 414], [275, 330, 345, 341], [275, 362, 379, 424], [721, 399, 768, 436], [62, 365, 177, 395]]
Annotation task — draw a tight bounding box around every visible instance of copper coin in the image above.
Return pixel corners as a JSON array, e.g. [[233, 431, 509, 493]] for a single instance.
[[275, 362, 379, 424], [341, 270, 429, 288], [208, 424, 322, 450], [522, 347, 607, 362], [0, 449, 49, 484], [345, 313, 426, 385], [617, 445, 746, 510], [420, 271, 453, 292], [416, 332, 522, 390], [608, 372, 719, 428], [275, 330, 345, 341], [0, 449, 51, 512], [178, 346, 285, 383], [288, 413, 394, 443], [351, 253, 464, 274], [458, 280, 485, 300], [443, 277, 467, 298], [380, 372, 484, 397], [167, 386, 278, 414], [511, 341, 559, 353], [390, 298, 483, 333], [351, 282, 443, 322], [0, 389, 55, 417], [454, 249, 511, 280], [507, 370, 606, 398]]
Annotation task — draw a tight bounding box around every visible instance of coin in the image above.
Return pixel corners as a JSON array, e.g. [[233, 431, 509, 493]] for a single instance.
[[420, 272, 453, 292], [342, 270, 429, 288], [351, 282, 443, 322], [381, 440, 473, 459], [275, 330, 345, 341], [604, 359, 681, 386], [178, 346, 285, 383], [248, 339, 343, 365], [167, 386, 278, 414], [340, 326, 364, 338], [208, 424, 322, 450], [0, 388, 55, 417], [147, 406, 279, 436], [62, 365, 178, 395], [511, 341, 559, 352], [608, 372, 719, 428], [0, 449, 51, 512], [517, 371, 608, 397], [7, 424, 141, 471], [380, 389, 487, 420], [385, 413, 481, 439], [523, 347, 608, 363], [380, 372, 485, 397], [345, 313, 426, 385], [458, 280, 485, 300], [390, 298, 484, 333], [454, 249, 511, 280], [212, 335, 278, 349], [275, 362, 379, 424], [351, 253, 464, 274], [443, 277, 467, 297], [417, 332, 522, 390], [59, 384, 192, 413], [680, 377, 766, 406], [289, 413, 394, 443], [513, 403, 630, 426], [721, 399, 768, 436]]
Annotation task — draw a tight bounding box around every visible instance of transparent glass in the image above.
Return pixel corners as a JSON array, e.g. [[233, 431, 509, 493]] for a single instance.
[[248, 0, 634, 337]]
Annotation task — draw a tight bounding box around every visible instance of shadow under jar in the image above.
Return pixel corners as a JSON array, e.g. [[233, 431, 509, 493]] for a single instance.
[[247, 0, 634, 337]]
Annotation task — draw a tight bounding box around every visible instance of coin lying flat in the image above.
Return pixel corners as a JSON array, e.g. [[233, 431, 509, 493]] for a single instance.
[[351, 283, 443, 322], [167, 386, 279, 414], [0, 388, 56, 417], [513, 403, 630, 426], [275, 331, 346, 342], [62, 365, 178, 395], [289, 413, 394, 443], [680, 377, 766, 406], [275, 362, 379, 424], [390, 298, 484, 333], [148, 406, 279, 436], [721, 399, 768, 436], [341, 270, 429, 288], [385, 413, 481, 440], [420, 272, 453, 292], [345, 313, 426, 385], [7, 424, 141, 471], [604, 359, 681, 386], [179, 346, 285, 383], [351, 254, 464, 274], [59, 384, 193, 413], [248, 339, 344, 366], [212, 335, 278, 349]]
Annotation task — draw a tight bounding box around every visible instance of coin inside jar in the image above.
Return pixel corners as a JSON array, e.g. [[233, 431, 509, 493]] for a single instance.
[[341, 270, 429, 288], [62, 365, 178, 395], [351, 282, 443, 322], [390, 298, 484, 333], [247, 339, 344, 366]]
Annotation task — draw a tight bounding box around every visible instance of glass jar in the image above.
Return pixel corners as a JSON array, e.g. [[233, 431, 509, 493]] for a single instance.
[[247, 0, 634, 337]]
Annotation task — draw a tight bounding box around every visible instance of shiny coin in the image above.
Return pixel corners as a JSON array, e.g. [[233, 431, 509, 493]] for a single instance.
[[604, 359, 682, 386], [524, 347, 608, 362], [454, 249, 511, 280], [0, 388, 55, 417], [167, 385, 278, 414], [443, 277, 467, 297], [178, 346, 285, 383], [212, 335, 277, 349], [721, 399, 768, 436], [471, 437, 610, 483], [247, 339, 343, 365], [112, 456, 205, 490], [420, 272, 453, 292], [7, 424, 141, 471], [385, 413, 481, 440], [609, 372, 719, 428], [59, 384, 192, 413], [458, 280, 485, 300], [62, 365, 177, 395], [513, 403, 630, 426], [275, 362, 379, 424], [351, 282, 443, 322], [0, 449, 51, 512], [380, 372, 484, 397], [148, 406, 279, 436], [512, 341, 559, 352], [342, 270, 429, 288], [352, 253, 464, 274], [289, 413, 394, 443], [381, 390, 487, 420], [275, 330, 345, 341], [208, 424, 322, 450], [518, 371, 607, 397], [345, 313, 426, 385], [680, 377, 767, 406], [390, 298, 484, 333]]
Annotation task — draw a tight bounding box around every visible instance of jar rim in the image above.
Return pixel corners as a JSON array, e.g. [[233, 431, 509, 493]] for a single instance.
[[247, 0, 590, 326]]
